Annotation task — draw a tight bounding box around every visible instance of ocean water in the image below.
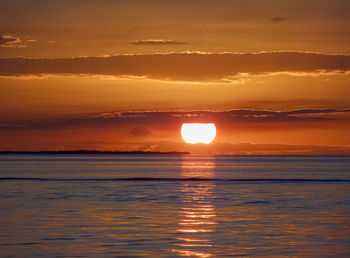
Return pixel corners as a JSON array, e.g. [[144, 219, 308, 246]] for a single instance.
[[0, 155, 349, 257]]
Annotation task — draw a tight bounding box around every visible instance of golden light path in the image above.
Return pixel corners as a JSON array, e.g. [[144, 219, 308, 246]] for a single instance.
[[172, 158, 216, 257], [181, 123, 216, 144]]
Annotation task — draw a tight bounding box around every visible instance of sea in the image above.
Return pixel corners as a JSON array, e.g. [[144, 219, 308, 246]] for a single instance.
[[0, 155, 349, 257]]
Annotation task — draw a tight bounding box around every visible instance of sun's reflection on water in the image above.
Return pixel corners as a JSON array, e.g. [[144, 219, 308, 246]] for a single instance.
[[173, 157, 216, 257]]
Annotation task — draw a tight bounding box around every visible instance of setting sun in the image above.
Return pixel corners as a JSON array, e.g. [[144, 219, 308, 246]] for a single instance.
[[181, 123, 216, 144], [1, 1, 350, 257]]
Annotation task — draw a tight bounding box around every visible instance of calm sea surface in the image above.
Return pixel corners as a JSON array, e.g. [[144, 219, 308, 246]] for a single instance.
[[0, 155, 349, 257]]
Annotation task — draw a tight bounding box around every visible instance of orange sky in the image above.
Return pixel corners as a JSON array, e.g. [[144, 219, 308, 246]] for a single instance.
[[1, 0, 350, 154]]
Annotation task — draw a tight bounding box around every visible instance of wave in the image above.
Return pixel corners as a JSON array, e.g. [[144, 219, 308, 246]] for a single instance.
[[0, 177, 349, 183]]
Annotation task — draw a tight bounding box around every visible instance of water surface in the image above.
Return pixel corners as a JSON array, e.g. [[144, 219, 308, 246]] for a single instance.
[[0, 155, 349, 257]]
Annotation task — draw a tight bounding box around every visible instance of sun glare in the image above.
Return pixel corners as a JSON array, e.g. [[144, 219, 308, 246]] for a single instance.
[[181, 123, 216, 144]]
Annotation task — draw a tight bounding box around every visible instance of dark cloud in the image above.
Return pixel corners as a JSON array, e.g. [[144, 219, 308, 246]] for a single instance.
[[0, 35, 25, 47], [125, 26, 140, 33], [130, 39, 188, 45], [270, 17, 291, 22], [0, 35, 18, 45], [1, 109, 349, 131], [129, 126, 151, 137], [84, 109, 350, 126], [1, 52, 349, 81]]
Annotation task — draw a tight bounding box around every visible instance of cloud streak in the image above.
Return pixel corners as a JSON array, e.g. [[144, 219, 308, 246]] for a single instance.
[[130, 39, 188, 45], [1, 109, 349, 131], [270, 17, 291, 22], [1, 52, 350, 81], [0, 35, 27, 48]]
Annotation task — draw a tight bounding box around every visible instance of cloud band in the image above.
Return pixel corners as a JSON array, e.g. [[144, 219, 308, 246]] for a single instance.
[[1, 52, 350, 81]]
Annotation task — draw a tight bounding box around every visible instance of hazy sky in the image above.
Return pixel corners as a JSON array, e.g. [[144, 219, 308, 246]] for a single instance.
[[1, 0, 350, 57], [1, 1, 350, 154]]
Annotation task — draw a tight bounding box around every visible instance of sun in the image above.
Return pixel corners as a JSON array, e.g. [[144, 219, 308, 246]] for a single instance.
[[181, 123, 216, 144]]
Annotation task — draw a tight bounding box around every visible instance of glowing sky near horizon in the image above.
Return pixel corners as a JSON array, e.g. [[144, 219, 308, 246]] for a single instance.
[[1, 0, 350, 154]]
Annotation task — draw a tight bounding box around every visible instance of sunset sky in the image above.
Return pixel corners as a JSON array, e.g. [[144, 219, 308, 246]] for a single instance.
[[1, 0, 350, 154]]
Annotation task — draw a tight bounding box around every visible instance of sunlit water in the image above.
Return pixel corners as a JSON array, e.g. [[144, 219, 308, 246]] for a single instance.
[[0, 155, 349, 257]]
